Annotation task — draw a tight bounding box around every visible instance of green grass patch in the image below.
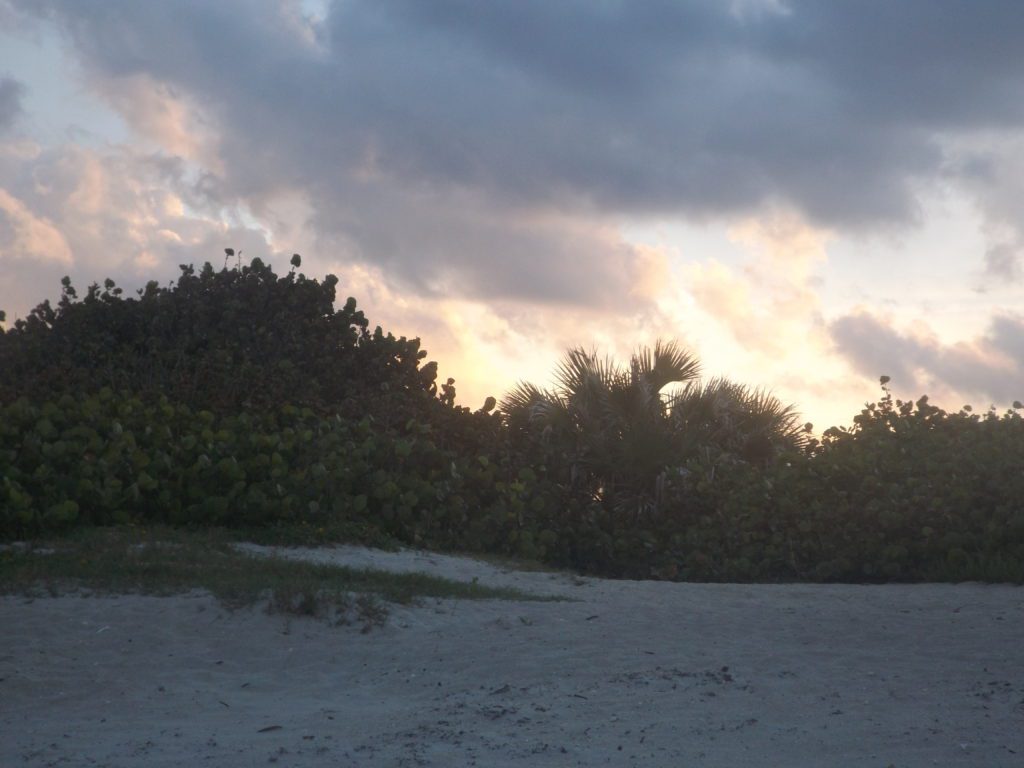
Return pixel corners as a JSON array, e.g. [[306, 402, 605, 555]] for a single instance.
[[0, 526, 563, 630]]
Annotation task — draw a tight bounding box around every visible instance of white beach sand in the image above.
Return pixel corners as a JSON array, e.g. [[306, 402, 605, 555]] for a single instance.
[[2, 544, 1022, 767]]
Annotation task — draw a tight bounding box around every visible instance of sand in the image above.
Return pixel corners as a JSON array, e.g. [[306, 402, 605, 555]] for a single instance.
[[2, 543, 1022, 767]]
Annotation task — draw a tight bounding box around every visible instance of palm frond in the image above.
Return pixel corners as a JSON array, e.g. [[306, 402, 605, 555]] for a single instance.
[[670, 377, 807, 462], [732, 386, 806, 448], [632, 340, 701, 393], [553, 347, 598, 398], [500, 381, 547, 415]]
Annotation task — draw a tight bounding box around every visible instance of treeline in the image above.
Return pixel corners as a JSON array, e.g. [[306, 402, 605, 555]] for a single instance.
[[1, 256, 1021, 583]]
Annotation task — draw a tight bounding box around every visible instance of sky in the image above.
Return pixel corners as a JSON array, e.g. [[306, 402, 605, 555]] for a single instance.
[[1, 0, 1023, 430]]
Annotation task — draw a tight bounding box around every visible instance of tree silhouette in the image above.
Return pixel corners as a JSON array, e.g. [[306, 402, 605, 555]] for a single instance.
[[502, 340, 806, 521]]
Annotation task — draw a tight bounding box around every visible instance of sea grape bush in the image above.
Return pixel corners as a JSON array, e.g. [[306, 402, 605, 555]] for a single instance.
[[0, 257, 438, 420], [1, 260, 1022, 583], [0, 391, 559, 557], [625, 383, 1024, 583], [0, 257, 553, 554]]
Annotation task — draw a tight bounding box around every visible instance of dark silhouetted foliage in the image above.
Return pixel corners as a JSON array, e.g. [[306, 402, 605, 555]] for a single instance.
[[0, 258, 437, 422], [2, 261, 1022, 584]]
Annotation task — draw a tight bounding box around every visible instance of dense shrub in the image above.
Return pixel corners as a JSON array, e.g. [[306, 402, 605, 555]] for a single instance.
[[572, 383, 1024, 583], [796, 385, 1024, 581], [0, 257, 557, 554], [501, 343, 807, 527], [2, 259, 1022, 584], [0, 391, 562, 558], [0, 256, 439, 421]]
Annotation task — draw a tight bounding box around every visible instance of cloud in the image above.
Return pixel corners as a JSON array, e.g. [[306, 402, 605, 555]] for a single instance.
[[684, 211, 830, 356], [90, 73, 220, 167], [5, 0, 1024, 427], [830, 310, 1024, 406], [0, 140, 285, 321], [0, 186, 72, 263], [0, 76, 24, 132], [10, 0, 1024, 305], [943, 132, 1024, 287], [982, 241, 1022, 283]]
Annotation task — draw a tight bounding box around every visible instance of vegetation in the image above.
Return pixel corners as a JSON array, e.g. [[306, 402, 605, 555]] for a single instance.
[[0, 255, 437, 417], [0, 527, 557, 630], [0, 391, 525, 549], [1, 254, 1022, 584], [586, 384, 1024, 583]]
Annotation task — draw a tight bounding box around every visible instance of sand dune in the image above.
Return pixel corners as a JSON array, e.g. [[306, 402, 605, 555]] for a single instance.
[[2, 544, 1022, 767]]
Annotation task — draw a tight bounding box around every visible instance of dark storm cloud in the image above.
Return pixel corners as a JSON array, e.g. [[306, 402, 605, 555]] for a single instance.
[[12, 0, 1024, 301], [830, 311, 1024, 405], [0, 76, 24, 132]]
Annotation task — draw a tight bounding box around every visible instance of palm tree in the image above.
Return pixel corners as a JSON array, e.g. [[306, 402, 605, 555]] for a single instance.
[[502, 341, 700, 519], [501, 340, 806, 521]]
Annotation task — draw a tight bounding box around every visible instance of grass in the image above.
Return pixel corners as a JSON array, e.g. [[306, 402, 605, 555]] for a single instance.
[[0, 526, 564, 631]]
